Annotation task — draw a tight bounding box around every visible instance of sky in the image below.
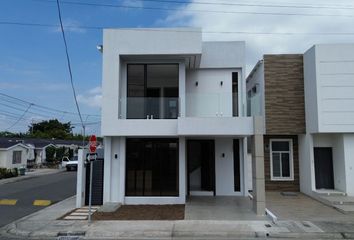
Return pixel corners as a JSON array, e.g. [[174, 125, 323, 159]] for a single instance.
[[1, 0, 354, 135]]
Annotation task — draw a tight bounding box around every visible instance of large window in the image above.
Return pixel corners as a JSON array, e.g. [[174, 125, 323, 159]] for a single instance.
[[270, 139, 293, 181], [127, 64, 179, 119], [126, 138, 179, 196], [12, 151, 22, 164]]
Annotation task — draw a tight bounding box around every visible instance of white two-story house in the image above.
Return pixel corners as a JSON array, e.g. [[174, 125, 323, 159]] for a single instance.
[[100, 28, 264, 212], [300, 44, 354, 199]]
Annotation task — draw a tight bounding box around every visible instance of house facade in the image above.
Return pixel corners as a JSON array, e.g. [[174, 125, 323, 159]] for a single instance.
[[0, 139, 31, 169], [247, 44, 354, 199], [301, 44, 354, 197], [100, 28, 264, 211], [247, 55, 305, 192]]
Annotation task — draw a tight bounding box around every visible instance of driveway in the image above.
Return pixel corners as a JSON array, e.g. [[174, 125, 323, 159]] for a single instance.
[[266, 191, 354, 222]]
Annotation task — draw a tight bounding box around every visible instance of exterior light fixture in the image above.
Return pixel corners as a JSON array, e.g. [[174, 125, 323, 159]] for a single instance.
[[195, 81, 198, 86], [96, 45, 103, 53]]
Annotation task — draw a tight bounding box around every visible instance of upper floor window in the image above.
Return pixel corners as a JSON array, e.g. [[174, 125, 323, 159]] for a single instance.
[[232, 72, 238, 117], [12, 151, 22, 164], [270, 139, 294, 181], [126, 64, 179, 119]]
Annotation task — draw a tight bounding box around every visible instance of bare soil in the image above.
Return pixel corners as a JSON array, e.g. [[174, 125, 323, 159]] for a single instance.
[[92, 204, 185, 220]]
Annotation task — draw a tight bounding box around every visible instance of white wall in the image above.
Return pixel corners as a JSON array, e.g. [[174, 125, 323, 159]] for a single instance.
[[298, 134, 316, 196], [304, 44, 354, 133], [186, 69, 240, 117], [303, 46, 319, 133], [101, 28, 202, 136], [332, 135, 346, 192], [214, 137, 244, 196], [200, 41, 245, 69], [0, 146, 28, 169], [343, 134, 354, 196], [246, 61, 265, 117], [0, 151, 7, 168]]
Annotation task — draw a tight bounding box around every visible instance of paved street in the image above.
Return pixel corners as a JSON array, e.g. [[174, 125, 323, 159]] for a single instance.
[[0, 171, 76, 228]]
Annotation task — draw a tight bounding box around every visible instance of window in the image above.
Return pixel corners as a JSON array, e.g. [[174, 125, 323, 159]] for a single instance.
[[12, 151, 22, 164], [126, 64, 179, 119], [232, 72, 238, 117], [126, 138, 179, 196], [270, 139, 293, 180]]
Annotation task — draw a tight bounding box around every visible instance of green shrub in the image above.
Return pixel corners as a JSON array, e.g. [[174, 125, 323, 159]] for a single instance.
[[45, 146, 56, 162], [0, 168, 19, 179]]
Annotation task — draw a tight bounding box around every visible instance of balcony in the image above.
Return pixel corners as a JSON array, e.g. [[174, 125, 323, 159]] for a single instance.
[[119, 97, 179, 119], [110, 92, 254, 137]]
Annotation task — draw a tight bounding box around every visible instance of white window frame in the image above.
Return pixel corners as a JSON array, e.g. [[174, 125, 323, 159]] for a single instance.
[[270, 139, 294, 181], [12, 150, 22, 164]]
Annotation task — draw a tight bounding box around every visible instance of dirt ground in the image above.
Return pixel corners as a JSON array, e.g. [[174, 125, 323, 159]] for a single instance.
[[92, 204, 185, 220]]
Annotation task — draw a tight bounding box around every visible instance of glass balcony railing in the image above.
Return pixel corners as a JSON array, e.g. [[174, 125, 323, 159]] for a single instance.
[[185, 93, 239, 117], [119, 97, 179, 119], [247, 93, 262, 116], [119, 93, 240, 119]]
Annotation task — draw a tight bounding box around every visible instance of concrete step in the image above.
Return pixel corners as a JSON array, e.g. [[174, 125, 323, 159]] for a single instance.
[[333, 204, 354, 213], [321, 196, 354, 205], [313, 189, 346, 197]]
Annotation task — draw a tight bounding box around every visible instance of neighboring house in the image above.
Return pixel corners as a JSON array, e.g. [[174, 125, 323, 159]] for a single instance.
[[247, 44, 354, 200], [301, 44, 354, 198], [247, 54, 305, 192], [0, 139, 31, 169], [0, 138, 89, 165], [99, 28, 264, 213]]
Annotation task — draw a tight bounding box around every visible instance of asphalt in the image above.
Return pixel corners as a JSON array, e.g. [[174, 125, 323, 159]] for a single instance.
[[0, 171, 77, 228]]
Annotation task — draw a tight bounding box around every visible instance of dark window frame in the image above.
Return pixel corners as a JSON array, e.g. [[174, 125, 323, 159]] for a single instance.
[[125, 138, 179, 197], [126, 63, 179, 119]]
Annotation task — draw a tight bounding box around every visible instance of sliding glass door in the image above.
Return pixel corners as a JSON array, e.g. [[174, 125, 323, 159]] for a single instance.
[[126, 64, 179, 119], [126, 138, 179, 196]]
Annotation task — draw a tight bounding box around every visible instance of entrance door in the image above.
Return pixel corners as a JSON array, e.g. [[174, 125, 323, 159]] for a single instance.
[[187, 140, 215, 195], [314, 147, 334, 189]]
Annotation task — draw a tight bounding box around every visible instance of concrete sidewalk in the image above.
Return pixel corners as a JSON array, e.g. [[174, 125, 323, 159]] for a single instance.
[[0, 168, 65, 185], [1, 196, 354, 239]]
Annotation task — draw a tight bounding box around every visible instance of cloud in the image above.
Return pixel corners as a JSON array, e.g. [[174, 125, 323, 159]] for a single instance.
[[54, 19, 86, 33], [156, 0, 354, 74], [121, 0, 144, 8], [77, 86, 102, 108], [0, 80, 69, 91]]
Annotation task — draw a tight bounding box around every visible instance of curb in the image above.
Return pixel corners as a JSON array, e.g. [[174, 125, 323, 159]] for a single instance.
[[0, 169, 65, 185], [0, 196, 76, 239]]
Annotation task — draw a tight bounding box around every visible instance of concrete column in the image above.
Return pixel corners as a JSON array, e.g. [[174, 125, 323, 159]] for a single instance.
[[242, 137, 249, 196], [252, 116, 265, 215], [118, 137, 126, 203], [76, 148, 88, 208], [179, 62, 186, 117], [179, 137, 186, 203], [103, 137, 112, 203]]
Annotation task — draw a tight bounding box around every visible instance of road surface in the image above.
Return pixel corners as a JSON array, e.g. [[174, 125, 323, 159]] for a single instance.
[[0, 171, 76, 228]]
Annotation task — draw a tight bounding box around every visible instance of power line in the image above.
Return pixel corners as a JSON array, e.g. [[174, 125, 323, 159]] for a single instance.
[[1, 21, 354, 36], [107, 0, 354, 10], [0, 93, 100, 117], [56, 0, 85, 132], [5, 104, 33, 131], [33, 0, 354, 18]]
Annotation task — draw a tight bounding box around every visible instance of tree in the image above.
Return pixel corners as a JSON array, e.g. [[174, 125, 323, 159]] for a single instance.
[[45, 146, 56, 163], [28, 119, 73, 139]]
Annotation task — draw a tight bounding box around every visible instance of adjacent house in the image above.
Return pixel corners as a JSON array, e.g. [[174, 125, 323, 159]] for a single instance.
[[246, 54, 305, 192], [247, 44, 354, 211], [99, 28, 265, 213], [301, 44, 354, 198], [0, 139, 31, 169]]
